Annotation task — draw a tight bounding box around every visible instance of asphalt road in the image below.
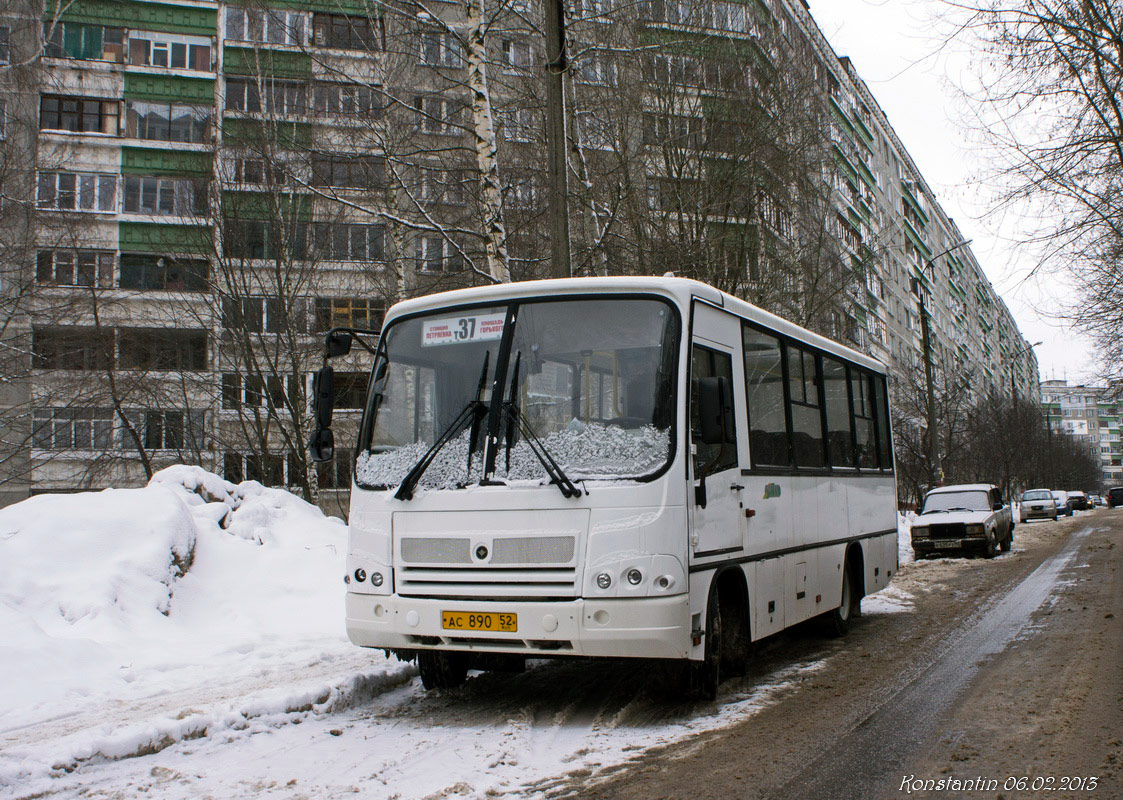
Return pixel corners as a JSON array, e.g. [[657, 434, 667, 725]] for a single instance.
[[547, 510, 1122, 800]]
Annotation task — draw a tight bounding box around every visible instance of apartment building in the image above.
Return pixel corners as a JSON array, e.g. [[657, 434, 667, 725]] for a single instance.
[[0, 0, 1040, 504], [1041, 380, 1123, 486]]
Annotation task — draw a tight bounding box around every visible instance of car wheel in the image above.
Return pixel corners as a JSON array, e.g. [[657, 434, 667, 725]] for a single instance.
[[1000, 531, 1012, 552], [985, 535, 997, 558], [418, 651, 469, 690]]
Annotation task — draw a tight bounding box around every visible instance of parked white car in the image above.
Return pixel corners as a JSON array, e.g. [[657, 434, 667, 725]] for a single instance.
[[1020, 488, 1058, 521], [911, 484, 1014, 559]]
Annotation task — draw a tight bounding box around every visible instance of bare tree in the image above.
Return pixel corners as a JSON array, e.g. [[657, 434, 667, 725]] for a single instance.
[[949, 1, 1123, 384]]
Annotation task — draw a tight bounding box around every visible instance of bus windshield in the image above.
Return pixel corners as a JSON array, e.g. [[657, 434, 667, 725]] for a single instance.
[[355, 296, 679, 492]]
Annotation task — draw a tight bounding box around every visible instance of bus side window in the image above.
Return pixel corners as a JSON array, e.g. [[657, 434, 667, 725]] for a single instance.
[[787, 345, 825, 468], [822, 356, 855, 468], [690, 345, 737, 476], [873, 375, 893, 469], [852, 370, 878, 469], [742, 326, 790, 468]]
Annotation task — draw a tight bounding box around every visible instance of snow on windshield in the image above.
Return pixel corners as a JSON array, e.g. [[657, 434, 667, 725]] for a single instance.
[[355, 422, 670, 491]]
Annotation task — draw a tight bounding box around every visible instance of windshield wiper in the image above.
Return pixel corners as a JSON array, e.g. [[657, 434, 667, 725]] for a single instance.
[[499, 351, 583, 499], [395, 352, 490, 501]]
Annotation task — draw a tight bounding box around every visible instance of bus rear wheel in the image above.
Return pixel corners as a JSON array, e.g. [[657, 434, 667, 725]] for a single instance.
[[418, 651, 469, 690], [822, 562, 858, 637]]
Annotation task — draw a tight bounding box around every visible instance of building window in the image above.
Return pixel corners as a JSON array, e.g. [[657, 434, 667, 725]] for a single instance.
[[224, 452, 292, 486], [33, 327, 114, 370], [125, 100, 210, 143], [118, 328, 208, 371], [0, 26, 9, 64], [502, 38, 532, 69], [43, 22, 126, 61], [32, 408, 115, 450], [36, 250, 115, 288], [128, 32, 211, 70], [225, 78, 306, 116], [313, 82, 381, 116], [311, 155, 385, 189], [142, 410, 185, 449], [496, 106, 534, 142], [37, 172, 117, 212], [574, 54, 618, 85], [415, 235, 462, 273], [419, 32, 462, 67], [414, 96, 462, 135], [40, 95, 119, 135], [418, 169, 467, 205], [312, 13, 383, 50], [317, 447, 353, 489], [221, 373, 295, 410], [332, 374, 368, 409], [123, 175, 205, 216], [312, 222, 384, 261], [119, 253, 209, 291], [225, 8, 306, 46], [314, 297, 383, 331], [229, 157, 287, 185]]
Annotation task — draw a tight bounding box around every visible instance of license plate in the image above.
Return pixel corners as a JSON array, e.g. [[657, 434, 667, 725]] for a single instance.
[[933, 540, 959, 548], [441, 611, 518, 633]]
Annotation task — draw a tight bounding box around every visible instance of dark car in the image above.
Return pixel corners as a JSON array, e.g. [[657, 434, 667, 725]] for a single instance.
[[1068, 491, 1090, 511], [1108, 487, 1123, 508]]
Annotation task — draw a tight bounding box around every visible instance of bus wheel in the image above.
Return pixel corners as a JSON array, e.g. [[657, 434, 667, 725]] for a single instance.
[[823, 562, 857, 637], [685, 598, 722, 701], [418, 651, 468, 690]]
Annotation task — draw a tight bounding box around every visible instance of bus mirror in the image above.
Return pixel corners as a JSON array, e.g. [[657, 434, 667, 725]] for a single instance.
[[698, 376, 728, 445], [327, 330, 353, 358], [309, 427, 334, 463], [313, 365, 335, 429]]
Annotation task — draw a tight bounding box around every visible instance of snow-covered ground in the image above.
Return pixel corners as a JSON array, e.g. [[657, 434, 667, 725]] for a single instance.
[[0, 468, 915, 800]]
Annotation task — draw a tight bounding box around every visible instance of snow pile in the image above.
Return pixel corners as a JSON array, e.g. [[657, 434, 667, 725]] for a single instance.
[[0, 466, 371, 785]]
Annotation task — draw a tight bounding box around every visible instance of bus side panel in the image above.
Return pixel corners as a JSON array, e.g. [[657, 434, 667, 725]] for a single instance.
[[750, 556, 785, 639]]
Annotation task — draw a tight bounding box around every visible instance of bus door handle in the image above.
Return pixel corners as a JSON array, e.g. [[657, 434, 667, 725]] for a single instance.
[[729, 483, 745, 491]]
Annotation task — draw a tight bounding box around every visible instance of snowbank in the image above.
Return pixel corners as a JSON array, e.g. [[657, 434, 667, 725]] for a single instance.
[[0, 467, 363, 754]]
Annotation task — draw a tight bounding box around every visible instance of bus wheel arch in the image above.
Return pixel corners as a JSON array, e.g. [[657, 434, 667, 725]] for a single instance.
[[714, 566, 751, 677]]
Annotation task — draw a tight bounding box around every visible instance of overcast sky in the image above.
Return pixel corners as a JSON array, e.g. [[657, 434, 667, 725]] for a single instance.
[[806, 0, 1098, 385]]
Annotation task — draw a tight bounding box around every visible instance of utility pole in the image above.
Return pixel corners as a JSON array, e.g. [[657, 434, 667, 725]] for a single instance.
[[543, 0, 571, 279], [915, 239, 972, 489]]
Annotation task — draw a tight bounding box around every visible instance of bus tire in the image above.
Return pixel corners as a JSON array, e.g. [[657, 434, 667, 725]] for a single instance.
[[685, 596, 722, 701], [823, 560, 857, 637], [418, 651, 468, 690]]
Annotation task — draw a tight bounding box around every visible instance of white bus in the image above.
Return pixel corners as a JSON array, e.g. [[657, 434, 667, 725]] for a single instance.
[[312, 277, 898, 698]]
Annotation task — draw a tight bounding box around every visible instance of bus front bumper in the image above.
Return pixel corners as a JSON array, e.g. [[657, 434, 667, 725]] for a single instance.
[[346, 593, 691, 660]]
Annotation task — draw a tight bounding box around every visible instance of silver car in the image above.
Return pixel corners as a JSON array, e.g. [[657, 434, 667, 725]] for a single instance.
[[1020, 489, 1057, 521]]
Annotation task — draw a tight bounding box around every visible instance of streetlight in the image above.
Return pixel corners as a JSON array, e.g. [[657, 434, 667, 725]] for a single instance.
[[1009, 340, 1042, 402], [912, 239, 972, 488]]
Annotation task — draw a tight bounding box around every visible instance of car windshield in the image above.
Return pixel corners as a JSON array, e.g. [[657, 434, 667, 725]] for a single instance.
[[1022, 490, 1052, 501], [922, 490, 991, 514], [355, 296, 679, 491], [1052, 492, 1067, 500]]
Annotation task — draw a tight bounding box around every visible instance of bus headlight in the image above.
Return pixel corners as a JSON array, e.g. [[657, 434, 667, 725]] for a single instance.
[[347, 559, 390, 595], [596, 572, 612, 589], [626, 568, 643, 585]]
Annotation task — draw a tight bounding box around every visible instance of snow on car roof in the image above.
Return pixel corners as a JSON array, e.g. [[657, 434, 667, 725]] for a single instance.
[[926, 483, 995, 495]]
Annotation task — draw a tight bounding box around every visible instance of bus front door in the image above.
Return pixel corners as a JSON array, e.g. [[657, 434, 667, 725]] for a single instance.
[[689, 304, 745, 559]]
